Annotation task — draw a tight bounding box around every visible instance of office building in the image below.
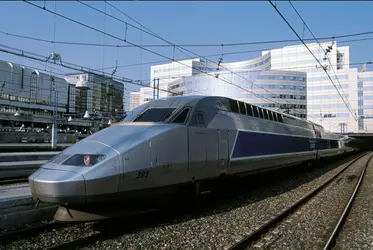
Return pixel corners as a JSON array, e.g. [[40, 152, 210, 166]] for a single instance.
[[65, 73, 125, 120], [0, 60, 126, 143], [266, 41, 359, 132], [130, 41, 373, 133], [168, 54, 307, 118]]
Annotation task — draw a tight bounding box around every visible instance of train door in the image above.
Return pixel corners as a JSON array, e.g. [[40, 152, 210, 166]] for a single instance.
[[314, 126, 322, 160], [218, 129, 229, 175], [188, 110, 219, 180]]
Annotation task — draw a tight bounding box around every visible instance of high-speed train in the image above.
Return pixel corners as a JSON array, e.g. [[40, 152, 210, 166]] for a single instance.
[[28, 96, 357, 221]]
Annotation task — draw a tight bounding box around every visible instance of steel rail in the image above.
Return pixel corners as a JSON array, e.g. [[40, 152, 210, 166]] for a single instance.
[[322, 153, 373, 250], [0, 178, 28, 186], [0, 222, 66, 245], [228, 151, 370, 250]]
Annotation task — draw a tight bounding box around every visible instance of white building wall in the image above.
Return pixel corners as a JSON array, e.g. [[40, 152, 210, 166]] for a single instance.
[[130, 59, 200, 110], [357, 71, 373, 132], [268, 41, 359, 133], [130, 92, 141, 111]]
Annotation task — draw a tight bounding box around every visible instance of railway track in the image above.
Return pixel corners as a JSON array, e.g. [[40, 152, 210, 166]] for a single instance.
[[1, 153, 366, 250], [0, 222, 65, 245], [0, 205, 163, 248], [0, 178, 28, 186], [322, 152, 371, 250], [227, 151, 372, 250]]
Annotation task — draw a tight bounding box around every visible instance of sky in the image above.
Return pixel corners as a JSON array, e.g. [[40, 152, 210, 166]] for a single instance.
[[0, 1, 373, 109]]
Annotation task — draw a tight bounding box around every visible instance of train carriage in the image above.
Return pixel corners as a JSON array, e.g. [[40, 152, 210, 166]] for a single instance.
[[28, 96, 357, 221]]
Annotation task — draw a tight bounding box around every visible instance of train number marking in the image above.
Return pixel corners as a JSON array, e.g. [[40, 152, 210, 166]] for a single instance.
[[136, 171, 149, 178]]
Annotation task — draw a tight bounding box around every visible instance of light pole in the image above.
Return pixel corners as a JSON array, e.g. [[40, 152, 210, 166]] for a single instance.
[[83, 111, 90, 119], [51, 75, 58, 149], [51, 72, 90, 149]]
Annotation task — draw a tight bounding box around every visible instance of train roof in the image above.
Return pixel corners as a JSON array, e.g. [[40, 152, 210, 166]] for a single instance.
[[126, 95, 332, 133], [191, 95, 316, 127], [135, 96, 203, 110]]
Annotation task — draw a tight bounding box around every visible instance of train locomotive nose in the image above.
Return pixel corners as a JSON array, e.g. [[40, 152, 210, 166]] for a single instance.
[[29, 167, 86, 204], [28, 140, 118, 205]]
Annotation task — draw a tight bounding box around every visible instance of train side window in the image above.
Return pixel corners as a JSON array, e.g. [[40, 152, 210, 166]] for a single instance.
[[238, 101, 246, 115], [171, 108, 190, 124], [252, 106, 259, 118], [229, 99, 239, 114], [258, 108, 264, 119], [273, 112, 278, 122], [268, 111, 274, 121], [278, 114, 283, 123], [263, 109, 269, 120], [246, 104, 253, 116], [191, 111, 205, 127], [196, 112, 204, 125], [330, 140, 338, 148]]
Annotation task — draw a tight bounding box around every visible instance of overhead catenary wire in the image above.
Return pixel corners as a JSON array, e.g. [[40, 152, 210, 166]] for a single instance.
[[76, 0, 363, 124], [1, 28, 372, 73], [0, 61, 164, 97], [94, 37, 373, 71], [268, 0, 357, 121], [4, 2, 330, 120], [2, 27, 373, 48], [72, 1, 307, 113], [137, 61, 372, 83], [0, 70, 144, 117], [71, 0, 369, 125], [0, 43, 181, 97], [23, 1, 300, 110], [0, 44, 216, 101], [93, 1, 331, 108], [0, 44, 308, 117], [0, 43, 354, 125], [287, 0, 351, 113], [2, 28, 373, 50]]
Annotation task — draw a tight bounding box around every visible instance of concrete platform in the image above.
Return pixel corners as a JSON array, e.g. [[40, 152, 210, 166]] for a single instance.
[[0, 151, 59, 162], [0, 151, 58, 179], [0, 183, 57, 230], [0, 184, 32, 211], [0, 160, 46, 179], [0, 143, 71, 152]]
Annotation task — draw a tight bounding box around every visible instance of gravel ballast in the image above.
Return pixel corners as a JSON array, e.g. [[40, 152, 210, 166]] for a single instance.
[[249, 152, 372, 250], [85, 155, 363, 250], [333, 154, 373, 249], [0, 153, 363, 250]]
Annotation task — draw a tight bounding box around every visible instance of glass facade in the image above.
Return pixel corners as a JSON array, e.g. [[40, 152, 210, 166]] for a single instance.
[[268, 41, 362, 133], [0, 60, 125, 140], [168, 68, 307, 118], [130, 41, 373, 133], [356, 72, 373, 131], [65, 73, 125, 119]]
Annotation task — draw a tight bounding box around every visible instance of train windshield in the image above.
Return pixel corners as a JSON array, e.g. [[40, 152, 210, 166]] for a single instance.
[[133, 108, 176, 122], [120, 107, 142, 122]]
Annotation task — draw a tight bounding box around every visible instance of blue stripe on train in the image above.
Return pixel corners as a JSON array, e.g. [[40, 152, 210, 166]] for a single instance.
[[231, 131, 316, 159]]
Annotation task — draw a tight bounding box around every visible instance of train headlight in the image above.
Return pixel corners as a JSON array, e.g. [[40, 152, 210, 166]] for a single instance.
[[61, 154, 107, 166]]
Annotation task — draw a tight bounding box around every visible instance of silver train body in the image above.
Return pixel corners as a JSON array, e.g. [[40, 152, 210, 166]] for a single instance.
[[28, 96, 357, 215]]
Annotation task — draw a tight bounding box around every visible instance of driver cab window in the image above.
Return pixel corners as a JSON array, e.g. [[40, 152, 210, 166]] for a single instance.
[[171, 108, 190, 124], [190, 111, 204, 127], [133, 108, 176, 122]]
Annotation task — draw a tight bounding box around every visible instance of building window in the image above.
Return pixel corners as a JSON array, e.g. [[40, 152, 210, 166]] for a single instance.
[[337, 53, 344, 70], [21, 67, 24, 89], [30, 72, 37, 101]]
